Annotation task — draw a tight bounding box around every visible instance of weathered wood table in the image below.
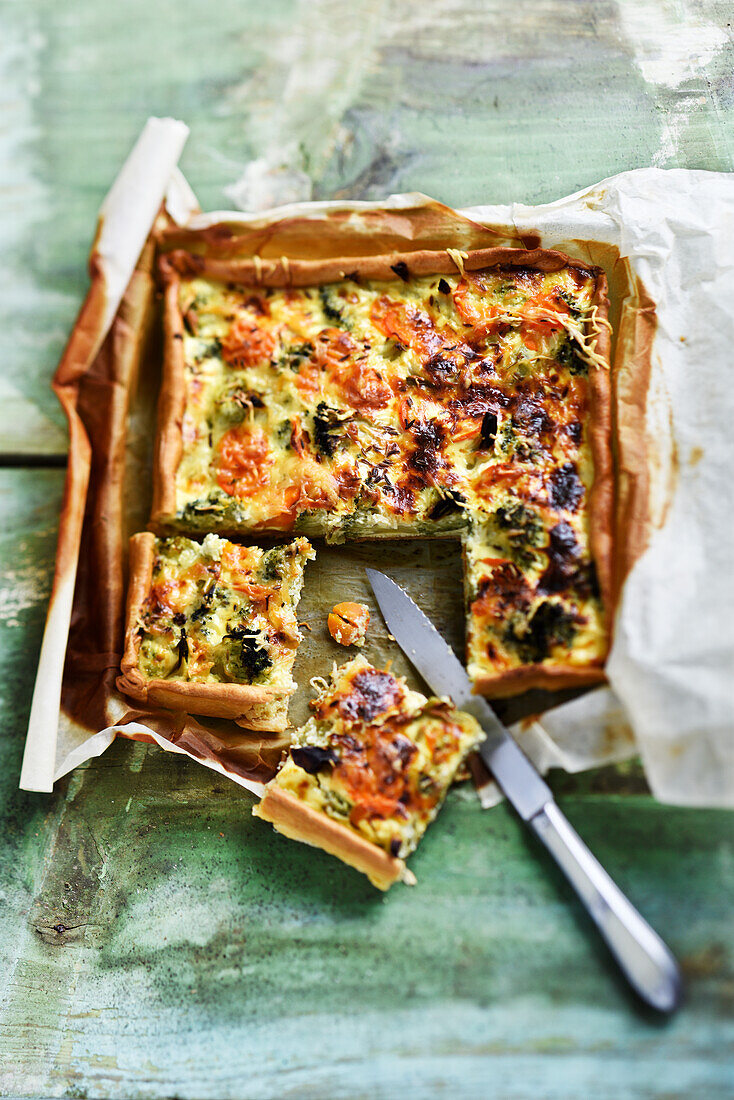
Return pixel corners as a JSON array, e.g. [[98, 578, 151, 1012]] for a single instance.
[[2, 2, 733, 1096]]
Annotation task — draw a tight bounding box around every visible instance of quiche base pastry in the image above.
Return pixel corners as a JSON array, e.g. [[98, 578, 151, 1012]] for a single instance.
[[151, 244, 612, 697], [254, 656, 484, 889], [118, 532, 314, 730]]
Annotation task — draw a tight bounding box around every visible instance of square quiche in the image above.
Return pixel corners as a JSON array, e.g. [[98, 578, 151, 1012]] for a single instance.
[[150, 245, 613, 696]]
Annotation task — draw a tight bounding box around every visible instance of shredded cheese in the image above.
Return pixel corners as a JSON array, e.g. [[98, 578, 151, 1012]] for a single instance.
[[446, 248, 469, 277]]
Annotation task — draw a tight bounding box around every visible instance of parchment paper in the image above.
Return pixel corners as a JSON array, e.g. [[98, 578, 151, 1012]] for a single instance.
[[20, 117, 189, 793], [21, 117, 734, 808]]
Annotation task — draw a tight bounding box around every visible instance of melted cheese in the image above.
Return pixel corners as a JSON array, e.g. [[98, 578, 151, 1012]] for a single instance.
[[136, 534, 314, 691], [163, 261, 609, 686], [170, 266, 598, 537], [268, 656, 484, 858]]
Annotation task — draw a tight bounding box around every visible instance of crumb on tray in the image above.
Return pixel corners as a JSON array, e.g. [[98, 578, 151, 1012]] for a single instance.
[[327, 602, 370, 647]]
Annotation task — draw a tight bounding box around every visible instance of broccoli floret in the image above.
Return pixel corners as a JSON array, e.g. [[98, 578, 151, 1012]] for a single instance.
[[556, 335, 587, 376], [505, 600, 577, 663], [217, 627, 273, 683], [313, 402, 344, 457], [319, 287, 350, 328]]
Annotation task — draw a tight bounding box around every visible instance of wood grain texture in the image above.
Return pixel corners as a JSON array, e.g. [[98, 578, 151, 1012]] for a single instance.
[[1, 469, 734, 1097], [2, 742, 734, 1097]]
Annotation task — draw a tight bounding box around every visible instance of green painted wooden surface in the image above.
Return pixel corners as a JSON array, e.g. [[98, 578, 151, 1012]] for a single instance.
[[1, 0, 734, 1095]]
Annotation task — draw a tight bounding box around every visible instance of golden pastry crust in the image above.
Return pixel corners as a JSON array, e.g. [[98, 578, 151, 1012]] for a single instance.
[[160, 244, 600, 288], [254, 787, 409, 891], [156, 198, 515, 263], [150, 276, 186, 522], [585, 270, 614, 621], [610, 276, 657, 607], [469, 660, 606, 698]]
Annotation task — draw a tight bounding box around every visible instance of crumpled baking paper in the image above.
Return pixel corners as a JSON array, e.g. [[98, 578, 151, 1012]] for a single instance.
[[19, 118, 189, 793], [21, 117, 734, 808]]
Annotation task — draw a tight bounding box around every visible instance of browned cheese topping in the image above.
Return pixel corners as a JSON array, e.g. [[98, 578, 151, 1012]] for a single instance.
[[166, 260, 609, 687], [269, 657, 483, 858]]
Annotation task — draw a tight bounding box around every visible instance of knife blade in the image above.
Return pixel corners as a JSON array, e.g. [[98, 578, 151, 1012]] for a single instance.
[[367, 567, 683, 1014], [366, 567, 553, 820]]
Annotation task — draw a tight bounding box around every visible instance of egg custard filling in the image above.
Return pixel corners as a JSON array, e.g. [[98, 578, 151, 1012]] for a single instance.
[[254, 656, 484, 889], [117, 533, 314, 730], [152, 250, 612, 696]]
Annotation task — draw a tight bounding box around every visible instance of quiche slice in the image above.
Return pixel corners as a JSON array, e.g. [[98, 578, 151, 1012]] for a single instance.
[[118, 533, 314, 731], [457, 264, 613, 694], [253, 656, 484, 889]]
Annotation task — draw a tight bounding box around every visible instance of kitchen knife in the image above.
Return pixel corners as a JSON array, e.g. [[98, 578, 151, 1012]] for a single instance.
[[367, 567, 682, 1014]]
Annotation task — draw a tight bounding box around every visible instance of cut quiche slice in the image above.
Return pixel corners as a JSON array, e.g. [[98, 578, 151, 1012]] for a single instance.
[[463, 502, 608, 697], [253, 656, 484, 889], [118, 533, 314, 731]]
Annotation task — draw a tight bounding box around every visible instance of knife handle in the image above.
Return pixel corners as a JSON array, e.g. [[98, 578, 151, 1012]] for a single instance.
[[529, 800, 682, 1013]]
